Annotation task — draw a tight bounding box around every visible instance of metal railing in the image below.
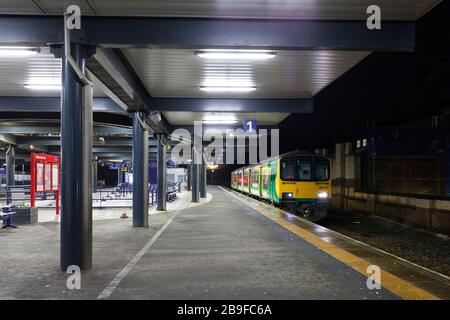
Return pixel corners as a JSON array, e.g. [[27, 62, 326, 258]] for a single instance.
[[1, 182, 183, 209]]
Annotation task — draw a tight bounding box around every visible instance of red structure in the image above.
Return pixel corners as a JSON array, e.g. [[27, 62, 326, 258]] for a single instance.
[[30, 153, 61, 215]]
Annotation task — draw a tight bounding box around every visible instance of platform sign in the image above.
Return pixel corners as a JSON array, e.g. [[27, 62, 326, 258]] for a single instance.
[[30, 153, 60, 215], [243, 120, 257, 134]]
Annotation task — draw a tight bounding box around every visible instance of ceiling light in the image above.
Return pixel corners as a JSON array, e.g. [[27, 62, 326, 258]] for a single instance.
[[24, 84, 62, 90], [196, 50, 276, 60], [203, 120, 238, 125], [202, 78, 255, 87], [199, 86, 256, 93], [0, 47, 39, 57], [203, 113, 237, 121]]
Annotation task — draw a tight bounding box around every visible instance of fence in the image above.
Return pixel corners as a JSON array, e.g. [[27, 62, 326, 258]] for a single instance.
[[1, 182, 183, 209]]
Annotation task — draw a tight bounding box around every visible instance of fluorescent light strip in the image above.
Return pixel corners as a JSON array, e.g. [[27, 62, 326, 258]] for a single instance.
[[0, 47, 39, 57], [196, 50, 275, 60], [24, 84, 62, 90], [202, 81, 255, 87], [202, 120, 239, 125], [200, 86, 256, 93]]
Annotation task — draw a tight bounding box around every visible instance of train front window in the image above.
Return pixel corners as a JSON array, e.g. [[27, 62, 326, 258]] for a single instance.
[[281, 156, 330, 181], [298, 162, 312, 180], [280, 158, 296, 181], [313, 157, 329, 181]]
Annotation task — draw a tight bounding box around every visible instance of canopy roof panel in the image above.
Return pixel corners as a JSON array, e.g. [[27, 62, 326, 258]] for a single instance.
[[0, 0, 440, 21], [123, 48, 370, 99]]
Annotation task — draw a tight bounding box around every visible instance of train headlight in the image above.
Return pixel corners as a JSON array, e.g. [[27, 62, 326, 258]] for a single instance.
[[317, 191, 329, 199], [282, 192, 294, 199]]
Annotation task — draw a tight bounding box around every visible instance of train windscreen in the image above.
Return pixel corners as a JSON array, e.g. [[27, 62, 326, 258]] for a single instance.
[[280, 156, 329, 182]]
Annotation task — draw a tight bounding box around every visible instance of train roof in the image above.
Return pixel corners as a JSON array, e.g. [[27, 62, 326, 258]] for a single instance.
[[231, 151, 329, 174]]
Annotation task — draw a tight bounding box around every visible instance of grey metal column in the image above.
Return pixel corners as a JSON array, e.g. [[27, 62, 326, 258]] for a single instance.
[[200, 154, 207, 198], [60, 44, 93, 271], [5, 145, 15, 205], [187, 164, 191, 191], [132, 112, 149, 227], [92, 159, 98, 193], [157, 135, 167, 211], [191, 146, 200, 203], [6, 145, 15, 186]]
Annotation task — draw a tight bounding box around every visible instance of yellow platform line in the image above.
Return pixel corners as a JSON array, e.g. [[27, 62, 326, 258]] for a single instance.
[[221, 187, 439, 300]]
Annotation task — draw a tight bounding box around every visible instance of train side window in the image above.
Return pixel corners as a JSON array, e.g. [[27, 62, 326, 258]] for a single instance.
[[252, 172, 258, 186], [263, 173, 270, 187]]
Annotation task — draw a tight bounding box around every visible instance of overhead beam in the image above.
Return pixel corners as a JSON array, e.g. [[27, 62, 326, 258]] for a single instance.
[[42, 146, 158, 153], [93, 147, 157, 153], [86, 69, 129, 112], [92, 48, 150, 110], [16, 144, 49, 153], [150, 98, 313, 113], [17, 136, 158, 147], [0, 133, 18, 145], [0, 96, 125, 113], [0, 16, 415, 51], [89, 49, 174, 135], [0, 122, 132, 135], [0, 96, 314, 113]]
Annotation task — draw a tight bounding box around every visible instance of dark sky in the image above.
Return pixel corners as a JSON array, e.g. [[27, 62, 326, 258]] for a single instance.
[[279, 1, 450, 153]]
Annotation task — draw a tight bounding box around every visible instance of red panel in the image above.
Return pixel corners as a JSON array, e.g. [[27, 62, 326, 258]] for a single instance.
[[30, 153, 60, 215]]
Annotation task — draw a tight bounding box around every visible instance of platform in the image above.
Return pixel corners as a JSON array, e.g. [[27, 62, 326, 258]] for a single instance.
[[0, 186, 448, 300]]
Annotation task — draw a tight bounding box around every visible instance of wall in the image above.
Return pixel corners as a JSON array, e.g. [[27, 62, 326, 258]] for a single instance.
[[328, 143, 450, 235]]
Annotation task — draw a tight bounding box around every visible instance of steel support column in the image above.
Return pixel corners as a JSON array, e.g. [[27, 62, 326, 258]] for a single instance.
[[157, 135, 167, 211], [132, 112, 149, 227], [5, 145, 15, 205], [191, 146, 200, 203], [60, 44, 94, 271], [187, 164, 191, 191], [92, 159, 98, 193], [200, 154, 207, 198], [6, 145, 15, 186], [117, 167, 122, 185]]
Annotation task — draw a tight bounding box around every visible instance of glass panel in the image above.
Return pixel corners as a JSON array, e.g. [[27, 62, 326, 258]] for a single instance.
[[281, 156, 330, 181], [52, 164, 58, 191], [36, 163, 44, 192], [44, 164, 51, 191], [298, 162, 312, 181], [281, 158, 296, 181], [263, 174, 270, 188], [313, 157, 329, 181]]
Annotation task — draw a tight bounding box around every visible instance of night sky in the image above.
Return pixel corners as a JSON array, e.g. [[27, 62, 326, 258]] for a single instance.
[[279, 1, 450, 153]]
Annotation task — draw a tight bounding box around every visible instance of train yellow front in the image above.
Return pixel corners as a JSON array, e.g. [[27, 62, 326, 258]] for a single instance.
[[231, 151, 331, 220]]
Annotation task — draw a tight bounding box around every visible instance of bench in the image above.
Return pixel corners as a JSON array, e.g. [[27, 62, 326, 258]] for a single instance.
[[1, 205, 18, 229]]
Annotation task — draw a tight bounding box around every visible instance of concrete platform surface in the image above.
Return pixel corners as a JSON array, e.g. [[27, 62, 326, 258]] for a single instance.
[[1, 186, 445, 300]]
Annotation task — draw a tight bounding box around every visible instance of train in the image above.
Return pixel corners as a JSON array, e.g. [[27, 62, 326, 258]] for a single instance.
[[231, 151, 332, 221]]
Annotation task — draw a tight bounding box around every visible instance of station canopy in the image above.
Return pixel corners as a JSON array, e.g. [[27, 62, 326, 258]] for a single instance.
[[0, 0, 441, 127]]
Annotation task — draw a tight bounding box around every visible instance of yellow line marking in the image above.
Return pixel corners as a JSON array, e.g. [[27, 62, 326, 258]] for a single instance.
[[221, 187, 439, 300]]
